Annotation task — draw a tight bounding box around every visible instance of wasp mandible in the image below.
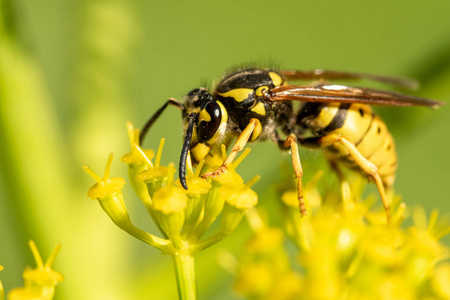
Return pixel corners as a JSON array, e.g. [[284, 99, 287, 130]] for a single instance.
[[140, 68, 443, 223]]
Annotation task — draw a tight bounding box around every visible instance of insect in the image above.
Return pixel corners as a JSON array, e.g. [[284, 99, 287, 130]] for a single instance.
[[140, 68, 443, 223]]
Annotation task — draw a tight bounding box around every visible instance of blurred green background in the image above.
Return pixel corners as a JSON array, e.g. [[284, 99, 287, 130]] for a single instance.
[[0, 0, 449, 299]]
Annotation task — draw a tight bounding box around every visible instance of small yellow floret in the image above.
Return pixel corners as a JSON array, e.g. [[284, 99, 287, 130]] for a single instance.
[[86, 177, 125, 200], [234, 264, 273, 297], [8, 241, 63, 300], [24, 241, 63, 283], [227, 187, 258, 210], [121, 122, 156, 165], [135, 140, 174, 184], [179, 176, 211, 195], [122, 149, 155, 165], [175, 160, 212, 195], [281, 174, 322, 209], [7, 288, 41, 300], [432, 263, 450, 298], [281, 190, 298, 208], [84, 153, 125, 200], [153, 186, 188, 215], [213, 147, 252, 186], [137, 166, 171, 182], [246, 228, 284, 253], [214, 169, 244, 186]]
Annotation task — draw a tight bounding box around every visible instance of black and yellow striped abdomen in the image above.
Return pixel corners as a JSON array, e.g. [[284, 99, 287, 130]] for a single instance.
[[298, 102, 397, 187]]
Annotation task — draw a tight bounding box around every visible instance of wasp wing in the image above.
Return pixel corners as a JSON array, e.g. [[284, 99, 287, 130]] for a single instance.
[[280, 69, 419, 91], [269, 84, 444, 108]]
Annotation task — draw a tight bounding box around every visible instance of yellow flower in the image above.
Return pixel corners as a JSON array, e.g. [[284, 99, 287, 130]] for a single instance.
[[7, 241, 63, 300], [431, 263, 450, 299], [84, 153, 129, 227], [235, 169, 450, 300], [233, 215, 302, 300], [121, 122, 155, 203]]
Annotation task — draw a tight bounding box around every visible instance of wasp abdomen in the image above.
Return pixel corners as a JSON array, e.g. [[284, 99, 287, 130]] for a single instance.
[[299, 102, 397, 187]]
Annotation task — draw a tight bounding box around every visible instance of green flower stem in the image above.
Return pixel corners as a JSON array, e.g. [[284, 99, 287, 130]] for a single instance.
[[128, 165, 152, 206], [145, 207, 169, 240], [191, 232, 228, 253], [128, 167, 166, 236], [172, 252, 197, 300], [118, 221, 171, 252], [158, 213, 184, 250], [182, 194, 204, 237], [192, 182, 224, 239], [219, 205, 246, 235]]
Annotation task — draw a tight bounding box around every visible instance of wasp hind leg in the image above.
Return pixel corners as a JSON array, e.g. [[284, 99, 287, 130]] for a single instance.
[[278, 134, 306, 216], [202, 118, 262, 178], [326, 157, 355, 211], [300, 134, 391, 224]]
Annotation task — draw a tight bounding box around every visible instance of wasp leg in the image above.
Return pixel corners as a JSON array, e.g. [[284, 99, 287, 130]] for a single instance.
[[300, 134, 391, 224], [140, 98, 184, 145], [281, 134, 306, 216], [202, 118, 261, 178], [326, 157, 355, 210], [326, 157, 345, 182]]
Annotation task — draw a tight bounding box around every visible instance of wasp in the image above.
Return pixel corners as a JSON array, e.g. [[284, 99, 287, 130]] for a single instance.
[[140, 68, 443, 223]]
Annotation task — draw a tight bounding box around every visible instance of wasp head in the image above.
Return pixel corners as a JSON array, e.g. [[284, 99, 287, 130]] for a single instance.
[[179, 87, 228, 190]]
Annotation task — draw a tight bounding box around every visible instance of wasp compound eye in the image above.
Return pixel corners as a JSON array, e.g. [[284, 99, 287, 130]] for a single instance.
[[197, 101, 222, 142]]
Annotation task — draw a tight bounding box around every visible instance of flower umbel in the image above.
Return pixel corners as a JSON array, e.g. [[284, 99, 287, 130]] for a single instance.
[[84, 152, 170, 251], [230, 171, 450, 300], [231, 210, 303, 300], [84, 122, 259, 299]]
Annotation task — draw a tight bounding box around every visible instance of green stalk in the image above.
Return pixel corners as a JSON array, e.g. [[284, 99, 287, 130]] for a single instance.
[[172, 252, 197, 300]]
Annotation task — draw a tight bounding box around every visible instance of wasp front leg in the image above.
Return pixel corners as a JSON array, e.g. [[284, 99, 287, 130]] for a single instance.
[[300, 134, 391, 224], [202, 118, 262, 178]]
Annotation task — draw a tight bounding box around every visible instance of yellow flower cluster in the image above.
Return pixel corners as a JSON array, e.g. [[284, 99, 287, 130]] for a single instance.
[[84, 122, 449, 300], [232, 175, 450, 300], [2, 241, 63, 300], [84, 122, 259, 254], [84, 122, 259, 299]]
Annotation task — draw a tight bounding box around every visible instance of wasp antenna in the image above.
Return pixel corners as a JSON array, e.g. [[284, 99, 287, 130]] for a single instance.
[[179, 113, 198, 190], [140, 98, 184, 145]]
